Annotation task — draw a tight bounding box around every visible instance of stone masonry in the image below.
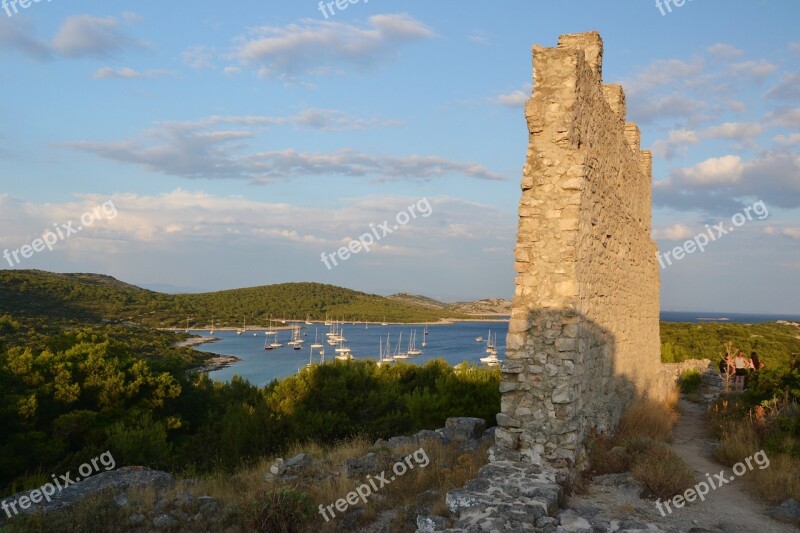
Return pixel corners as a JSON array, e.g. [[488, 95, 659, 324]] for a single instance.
[[495, 31, 665, 468]]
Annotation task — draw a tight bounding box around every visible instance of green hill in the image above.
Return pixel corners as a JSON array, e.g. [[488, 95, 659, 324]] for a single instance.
[[0, 270, 466, 328]]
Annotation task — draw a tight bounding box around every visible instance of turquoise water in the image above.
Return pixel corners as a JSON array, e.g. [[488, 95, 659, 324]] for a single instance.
[[193, 321, 508, 386]]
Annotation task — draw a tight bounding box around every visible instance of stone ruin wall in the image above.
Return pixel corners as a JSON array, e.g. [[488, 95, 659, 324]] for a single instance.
[[496, 31, 665, 468]]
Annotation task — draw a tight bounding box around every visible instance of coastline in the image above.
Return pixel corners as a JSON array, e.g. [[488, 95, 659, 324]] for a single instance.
[[162, 316, 510, 332]]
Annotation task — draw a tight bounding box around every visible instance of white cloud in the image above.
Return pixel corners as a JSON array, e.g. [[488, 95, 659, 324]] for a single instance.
[[765, 72, 800, 100], [229, 14, 434, 78], [653, 223, 695, 241], [702, 122, 764, 141], [182, 45, 216, 70], [52, 15, 141, 59], [774, 133, 800, 146], [655, 151, 800, 213], [765, 107, 800, 128], [765, 226, 800, 240], [0, 14, 142, 60], [468, 30, 490, 45], [93, 67, 170, 80], [488, 89, 529, 108], [674, 155, 744, 185], [707, 43, 743, 60], [729, 60, 777, 83], [62, 114, 503, 183], [651, 129, 698, 159]]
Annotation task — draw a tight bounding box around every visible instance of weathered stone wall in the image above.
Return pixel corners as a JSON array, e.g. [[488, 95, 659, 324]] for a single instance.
[[496, 31, 664, 467]]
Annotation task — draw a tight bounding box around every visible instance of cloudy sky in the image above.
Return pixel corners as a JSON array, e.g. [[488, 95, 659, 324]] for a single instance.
[[0, 1, 798, 313]]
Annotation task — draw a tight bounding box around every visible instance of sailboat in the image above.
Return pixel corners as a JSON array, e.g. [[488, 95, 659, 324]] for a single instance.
[[237, 317, 246, 335], [264, 335, 273, 350], [209, 319, 214, 335], [407, 330, 422, 356], [305, 315, 313, 325], [310, 328, 323, 349], [270, 330, 283, 349], [481, 331, 500, 364], [304, 346, 315, 369], [324, 314, 332, 326], [421, 326, 427, 347], [393, 332, 409, 359], [377, 334, 394, 366], [381, 316, 388, 326], [335, 330, 354, 360]]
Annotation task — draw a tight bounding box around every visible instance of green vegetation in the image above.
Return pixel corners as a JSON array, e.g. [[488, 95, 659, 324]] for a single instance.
[[0, 270, 467, 329], [661, 321, 800, 367], [677, 368, 702, 394], [0, 313, 500, 493]]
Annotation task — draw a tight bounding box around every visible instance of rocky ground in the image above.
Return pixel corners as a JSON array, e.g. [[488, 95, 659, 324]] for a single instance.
[[421, 368, 799, 532]]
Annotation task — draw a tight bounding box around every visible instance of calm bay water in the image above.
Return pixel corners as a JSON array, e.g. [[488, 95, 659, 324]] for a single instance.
[[194, 321, 508, 386], [194, 312, 800, 386]]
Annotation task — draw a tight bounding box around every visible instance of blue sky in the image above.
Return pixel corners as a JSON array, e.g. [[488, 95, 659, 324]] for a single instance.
[[0, 0, 798, 313]]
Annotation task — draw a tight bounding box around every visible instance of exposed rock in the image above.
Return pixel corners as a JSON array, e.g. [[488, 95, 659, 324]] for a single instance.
[[152, 513, 178, 529], [417, 514, 447, 532], [557, 509, 592, 532], [770, 498, 800, 525], [440, 417, 486, 442], [344, 452, 400, 479], [438, 461, 562, 531]]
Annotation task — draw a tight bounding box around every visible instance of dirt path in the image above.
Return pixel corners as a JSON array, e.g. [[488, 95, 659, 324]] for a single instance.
[[565, 398, 794, 532], [666, 398, 794, 532]]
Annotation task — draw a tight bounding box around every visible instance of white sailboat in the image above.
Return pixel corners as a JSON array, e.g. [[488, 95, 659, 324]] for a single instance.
[[393, 332, 409, 359], [377, 334, 395, 366], [237, 317, 246, 335], [305, 315, 313, 325], [304, 346, 315, 369], [335, 331, 354, 360], [209, 318, 214, 335], [407, 330, 422, 356], [421, 326, 427, 347], [486, 330, 495, 353], [310, 328, 323, 349]]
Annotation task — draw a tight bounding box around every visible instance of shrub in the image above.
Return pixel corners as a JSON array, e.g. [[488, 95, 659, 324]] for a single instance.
[[678, 368, 702, 394], [249, 488, 314, 533], [618, 400, 678, 443], [631, 442, 695, 500]]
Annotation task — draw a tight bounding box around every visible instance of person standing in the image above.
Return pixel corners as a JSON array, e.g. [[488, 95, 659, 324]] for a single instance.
[[734, 350, 749, 391], [750, 351, 762, 371]]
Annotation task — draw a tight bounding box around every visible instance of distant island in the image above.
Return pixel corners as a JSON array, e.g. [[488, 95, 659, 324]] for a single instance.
[[0, 270, 510, 329]]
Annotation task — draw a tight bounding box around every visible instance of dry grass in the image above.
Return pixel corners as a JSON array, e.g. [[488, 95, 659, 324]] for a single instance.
[[713, 422, 762, 467], [630, 442, 695, 499], [587, 388, 695, 501], [32, 434, 490, 533], [748, 453, 800, 503], [618, 398, 679, 443], [711, 398, 800, 504]]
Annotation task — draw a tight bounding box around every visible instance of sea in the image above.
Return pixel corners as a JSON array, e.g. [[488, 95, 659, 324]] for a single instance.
[[192, 312, 800, 386]]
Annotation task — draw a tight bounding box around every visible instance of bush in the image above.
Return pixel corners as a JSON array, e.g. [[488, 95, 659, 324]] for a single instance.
[[249, 488, 314, 533], [631, 442, 695, 500], [678, 368, 702, 394]]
